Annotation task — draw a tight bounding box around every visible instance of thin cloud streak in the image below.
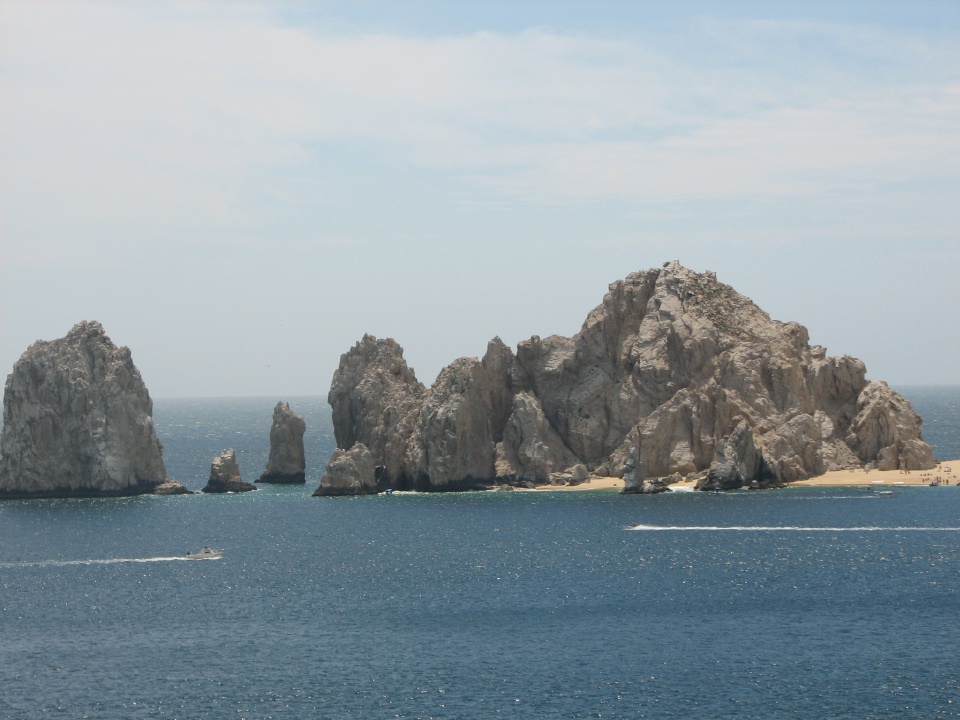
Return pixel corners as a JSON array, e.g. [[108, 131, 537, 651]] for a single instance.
[[3, 4, 956, 264], [1, 2, 957, 393]]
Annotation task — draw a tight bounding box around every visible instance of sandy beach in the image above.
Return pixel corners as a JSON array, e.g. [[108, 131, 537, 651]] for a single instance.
[[531, 459, 960, 491], [789, 459, 958, 487]]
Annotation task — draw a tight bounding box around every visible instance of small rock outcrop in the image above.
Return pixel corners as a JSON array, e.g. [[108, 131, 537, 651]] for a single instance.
[[324, 262, 935, 492], [0, 321, 189, 498], [257, 402, 306, 483], [313, 443, 377, 496], [202, 449, 256, 493], [152, 480, 194, 495], [621, 447, 667, 494]]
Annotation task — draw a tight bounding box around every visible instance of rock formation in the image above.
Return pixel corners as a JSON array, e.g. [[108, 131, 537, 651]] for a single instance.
[[404, 338, 515, 490], [202, 449, 256, 493], [0, 321, 190, 498], [328, 335, 425, 485], [313, 442, 377, 496], [621, 447, 669, 494], [695, 421, 778, 491], [152, 480, 193, 495], [258, 402, 306, 483], [324, 262, 934, 492]]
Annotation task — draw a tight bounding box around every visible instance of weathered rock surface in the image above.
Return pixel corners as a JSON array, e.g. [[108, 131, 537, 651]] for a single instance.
[[325, 262, 934, 492], [845, 380, 935, 471], [202, 449, 256, 493], [496, 391, 582, 485], [313, 443, 377, 496], [0, 321, 189, 498], [153, 480, 194, 495], [696, 421, 778, 491], [404, 339, 515, 490], [328, 335, 425, 485], [258, 402, 306, 483]]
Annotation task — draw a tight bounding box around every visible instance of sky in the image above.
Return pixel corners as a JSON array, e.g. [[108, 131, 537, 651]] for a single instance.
[[1, 1, 958, 398]]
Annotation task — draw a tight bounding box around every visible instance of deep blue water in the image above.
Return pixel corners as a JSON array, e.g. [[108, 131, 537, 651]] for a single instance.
[[0, 387, 957, 719]]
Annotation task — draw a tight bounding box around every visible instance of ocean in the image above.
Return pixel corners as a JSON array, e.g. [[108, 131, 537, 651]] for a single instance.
[[0, 387, 958, 719]]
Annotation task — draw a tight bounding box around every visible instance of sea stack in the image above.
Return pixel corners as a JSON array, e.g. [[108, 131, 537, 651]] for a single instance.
[[202, 449, 256, 493], [0, 321, 189, 498], [323, 262, 935, 492], [257, 402, 306, 483]]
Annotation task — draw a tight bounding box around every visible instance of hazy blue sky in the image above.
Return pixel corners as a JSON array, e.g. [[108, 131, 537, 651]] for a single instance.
[[1, 1, 958, 398]]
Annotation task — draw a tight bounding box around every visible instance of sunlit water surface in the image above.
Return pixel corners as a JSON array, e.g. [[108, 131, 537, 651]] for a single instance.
[[0, 389, 957, 719]]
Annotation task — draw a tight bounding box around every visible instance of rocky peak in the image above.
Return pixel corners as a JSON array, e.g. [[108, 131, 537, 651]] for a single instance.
[[0, 321, 187, 497], [258, 401, 306, 484], [328, 334, 425, 485]]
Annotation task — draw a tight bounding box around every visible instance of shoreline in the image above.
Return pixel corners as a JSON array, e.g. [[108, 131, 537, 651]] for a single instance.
[[788, 459, 958, 487], [528, 459, 960, 491]]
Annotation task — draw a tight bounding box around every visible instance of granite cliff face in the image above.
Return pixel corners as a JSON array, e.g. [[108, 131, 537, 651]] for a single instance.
[[258, 402, 306, 483], [0, 321, 188, 498], [324, 262, 934, 493]]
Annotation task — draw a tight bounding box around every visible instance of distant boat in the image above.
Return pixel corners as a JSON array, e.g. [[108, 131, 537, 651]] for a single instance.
[[184, 547, 221, 560], [876, 490, 895, 497]]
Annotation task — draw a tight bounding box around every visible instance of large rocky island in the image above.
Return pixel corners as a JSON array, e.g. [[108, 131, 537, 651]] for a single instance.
[[0, 321, 189, 498], [324, 262, 934, 494]]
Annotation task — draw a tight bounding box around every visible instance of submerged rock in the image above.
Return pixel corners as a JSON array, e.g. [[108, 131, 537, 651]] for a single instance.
[[0, 321, 188, 498], [325, 262, 934, 491], [202, 449, 256, 493], [258, 402, 306, 484]]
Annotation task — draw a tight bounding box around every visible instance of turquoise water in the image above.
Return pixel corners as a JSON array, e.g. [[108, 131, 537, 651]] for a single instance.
[[0, 387, 957, 719]]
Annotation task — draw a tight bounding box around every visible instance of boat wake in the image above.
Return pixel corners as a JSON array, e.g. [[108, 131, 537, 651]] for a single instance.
[[627, 525, 960, 532], [0, 555, 220, 568]]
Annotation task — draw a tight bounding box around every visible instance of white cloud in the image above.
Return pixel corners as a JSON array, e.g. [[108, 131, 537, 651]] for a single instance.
[[1, 2, 958, 394], [2, 2, 956, 257]]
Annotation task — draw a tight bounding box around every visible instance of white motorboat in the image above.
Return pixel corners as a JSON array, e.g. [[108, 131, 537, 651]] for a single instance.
[[184, 546, 222, 560]]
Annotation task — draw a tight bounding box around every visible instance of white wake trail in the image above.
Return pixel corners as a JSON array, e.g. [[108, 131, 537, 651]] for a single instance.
[[627, 525, 960, 532], [0, 555, 220, 568]]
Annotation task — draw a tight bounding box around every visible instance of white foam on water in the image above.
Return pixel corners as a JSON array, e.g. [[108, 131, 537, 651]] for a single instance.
[[627, 525, 960, 531], [0, 555, 220, 568]]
